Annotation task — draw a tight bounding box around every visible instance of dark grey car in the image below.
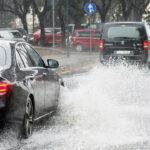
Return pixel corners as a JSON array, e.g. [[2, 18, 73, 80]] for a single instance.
[[0, 39, 63, 138]]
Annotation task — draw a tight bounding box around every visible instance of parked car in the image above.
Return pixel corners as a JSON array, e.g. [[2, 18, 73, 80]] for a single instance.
[[33, 28, 62, 45], [0, 28, 27, 40], [0, 39, 64, 138], [0, 29, 25, 41], [71, 28, 101, 51], [27, 33, 34, 44], [99, 22, 150, 65]]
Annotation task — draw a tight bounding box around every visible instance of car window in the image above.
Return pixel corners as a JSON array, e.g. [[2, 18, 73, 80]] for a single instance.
[[0, 46, 6, 66], [45, 29, 53, 33], [16, 50, 25, 68], [94, 31, 101, 37], [76, 31, 91, 37], [146, 23, 150, 38], [16, 44, 33, 68], [24, 44, 45, 67], [106, 25, 146, 39]]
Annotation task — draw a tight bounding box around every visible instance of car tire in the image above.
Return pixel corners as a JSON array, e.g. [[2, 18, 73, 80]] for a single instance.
[[75, 44, 83, 52], [22, 97, 34, 138]]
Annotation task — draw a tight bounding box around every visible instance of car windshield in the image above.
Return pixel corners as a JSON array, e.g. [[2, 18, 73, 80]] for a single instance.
[[0, 46, 6, 66], [107, 25, 145, 39]]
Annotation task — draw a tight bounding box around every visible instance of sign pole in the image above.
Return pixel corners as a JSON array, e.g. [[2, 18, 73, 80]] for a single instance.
[[90, 15, 92, 53], [84, 2, 96, 53], [90, 0, 92, 53], [66, 0, 70, 57], [53, 0, 55, 50]]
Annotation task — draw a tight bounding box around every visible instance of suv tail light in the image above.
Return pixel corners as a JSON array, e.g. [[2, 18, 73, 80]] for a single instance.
[[144, 40, 148, 50], [100, 40, 103, 50], [0, 81, 12, 96]]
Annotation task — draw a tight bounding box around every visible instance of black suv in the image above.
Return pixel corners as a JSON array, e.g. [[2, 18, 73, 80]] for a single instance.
[[99, 22, 150, 65]]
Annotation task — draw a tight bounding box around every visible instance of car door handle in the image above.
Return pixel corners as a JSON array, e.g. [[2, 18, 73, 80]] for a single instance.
[[25, 75, 35, 80]]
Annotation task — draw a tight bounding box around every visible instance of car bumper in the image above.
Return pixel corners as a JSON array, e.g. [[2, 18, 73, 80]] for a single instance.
[[100, 54, 148, 63]]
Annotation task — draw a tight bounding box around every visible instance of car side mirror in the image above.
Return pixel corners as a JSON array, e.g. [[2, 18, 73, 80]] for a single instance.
[[47, 59, 59, 68]]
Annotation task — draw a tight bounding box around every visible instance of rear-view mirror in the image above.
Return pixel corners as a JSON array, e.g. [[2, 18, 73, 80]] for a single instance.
[[47, 59, 59, 69]]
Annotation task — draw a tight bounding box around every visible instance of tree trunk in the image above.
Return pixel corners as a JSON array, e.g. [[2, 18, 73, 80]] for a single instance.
[[39, 16, 45, 46], [129, 8, 143, 21], [101, 14, 106, 23], [58, 6, 66, 47], [21, 15, 28, 33]]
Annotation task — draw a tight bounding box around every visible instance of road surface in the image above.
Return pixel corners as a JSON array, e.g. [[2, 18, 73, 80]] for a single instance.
[[1, 63, 150, 150]]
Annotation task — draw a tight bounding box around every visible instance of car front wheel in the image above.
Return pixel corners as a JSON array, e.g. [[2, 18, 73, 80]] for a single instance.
[[22, 98, 34, 138]]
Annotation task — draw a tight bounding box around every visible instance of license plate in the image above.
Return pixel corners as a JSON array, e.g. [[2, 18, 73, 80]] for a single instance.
[[114, 51, 131, 55]]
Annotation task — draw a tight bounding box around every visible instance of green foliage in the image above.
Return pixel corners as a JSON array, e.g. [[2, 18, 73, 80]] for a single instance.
[[0, 12, 16, 28]]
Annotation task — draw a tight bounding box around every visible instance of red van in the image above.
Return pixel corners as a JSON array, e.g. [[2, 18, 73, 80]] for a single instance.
[[71, 28, 101, 51]]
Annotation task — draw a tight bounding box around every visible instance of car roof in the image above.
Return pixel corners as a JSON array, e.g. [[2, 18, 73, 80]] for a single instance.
[[104, 22, 145, 25], [75, 28, 101, 32], [0, 29, 20, 32]]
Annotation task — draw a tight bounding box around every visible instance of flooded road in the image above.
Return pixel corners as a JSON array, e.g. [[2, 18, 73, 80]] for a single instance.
[[1, 64, 150, 150]]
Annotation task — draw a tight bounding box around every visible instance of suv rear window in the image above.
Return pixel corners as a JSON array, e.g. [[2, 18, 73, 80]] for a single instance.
[[106, 24, 146, 40], [0, 47, 6, 66]]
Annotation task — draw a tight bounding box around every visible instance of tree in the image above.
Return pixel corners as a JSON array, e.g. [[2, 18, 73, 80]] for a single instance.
[[1, 0, 31, 32], [69, 0, 86, 28], [120, 0, 132, 21], [0, 12, 16, 28], [57, 0, 66, 47], [94, 0, 112, 22], [31, 0, 52, 46], [129, 0, 150, 21]]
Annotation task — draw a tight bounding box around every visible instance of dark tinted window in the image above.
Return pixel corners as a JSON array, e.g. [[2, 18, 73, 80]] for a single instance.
[[76, 31, 91, 37], [16, 50, 25, 68], [0, 47, 6, 66], [16, 44, 33, 68], [24, 44, 45, 67], [146, 23, 150, 37], [105, 24, 146, 39]]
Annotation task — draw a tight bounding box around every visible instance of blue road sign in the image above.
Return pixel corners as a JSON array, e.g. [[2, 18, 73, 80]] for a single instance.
[[84, 2, 96, 14]]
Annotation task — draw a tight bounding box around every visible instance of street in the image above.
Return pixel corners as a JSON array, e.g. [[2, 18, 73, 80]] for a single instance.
[[0, 0, 150, 149], [1, 64, 150, 150]]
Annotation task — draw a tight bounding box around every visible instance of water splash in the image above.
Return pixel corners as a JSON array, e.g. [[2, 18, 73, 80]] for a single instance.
[[1, 64, 150, 150]]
